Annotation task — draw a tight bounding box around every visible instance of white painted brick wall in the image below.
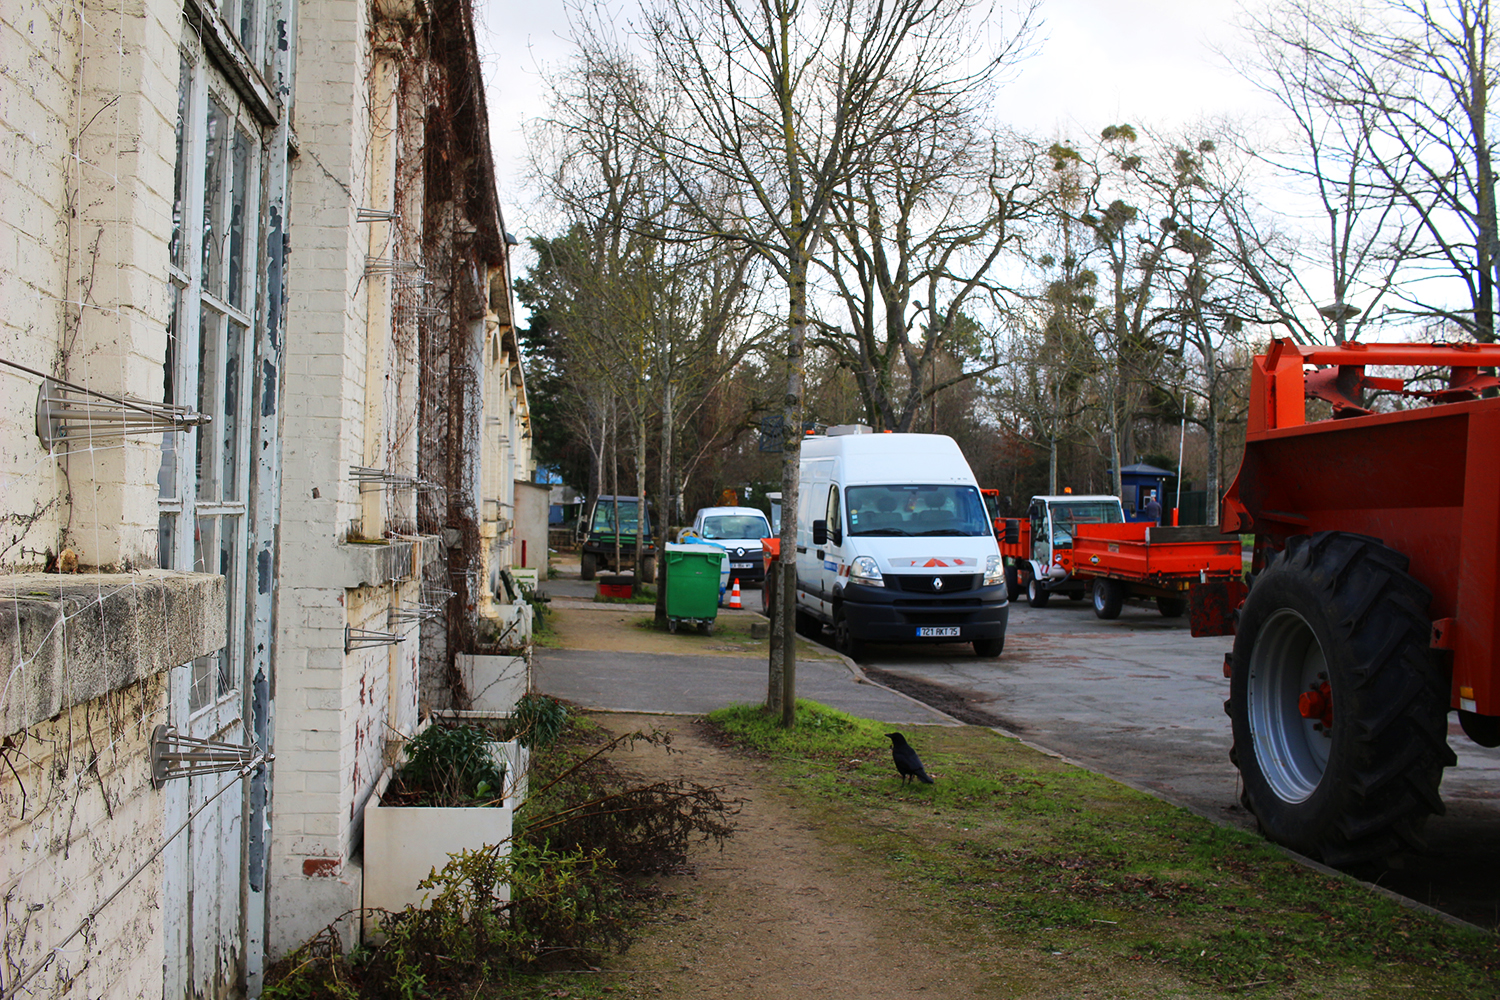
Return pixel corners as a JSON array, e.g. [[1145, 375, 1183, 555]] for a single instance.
[[0, 0, 82, 571], [0, 673, 170, 1000], [269, 0, 449, 959], [0, 0, 182, 572]]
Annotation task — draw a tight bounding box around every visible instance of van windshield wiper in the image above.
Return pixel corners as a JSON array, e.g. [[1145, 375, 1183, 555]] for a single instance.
[[918, 528, 973, 536], [855, 528, 911, 536]]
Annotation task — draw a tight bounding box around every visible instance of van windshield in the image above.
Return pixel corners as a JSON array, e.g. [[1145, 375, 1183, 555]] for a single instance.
[[845, 485, 991, 537], [700, 514, 771, 540]]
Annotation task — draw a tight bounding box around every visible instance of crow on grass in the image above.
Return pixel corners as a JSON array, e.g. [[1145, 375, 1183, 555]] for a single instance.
[[886, 732, 933, 785]]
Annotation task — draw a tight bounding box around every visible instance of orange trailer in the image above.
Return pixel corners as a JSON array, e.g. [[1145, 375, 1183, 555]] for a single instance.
[[999, 494, 1242, 619], [1213, 337, 1500, 865], [1072, 522, 1243, 619]]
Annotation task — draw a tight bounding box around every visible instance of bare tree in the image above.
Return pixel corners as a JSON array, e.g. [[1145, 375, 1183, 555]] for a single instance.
[[530, 50, 768, 585], [813, 122, 1044, 432], [572, 0, 1039, 724], [1239, 0, 1498, 342]]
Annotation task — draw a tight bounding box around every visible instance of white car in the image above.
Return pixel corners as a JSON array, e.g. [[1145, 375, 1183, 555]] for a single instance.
[[689, 506, 773, 585]]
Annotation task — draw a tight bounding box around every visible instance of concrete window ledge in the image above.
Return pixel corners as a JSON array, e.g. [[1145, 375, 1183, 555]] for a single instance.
[[334, 534, 443, 591], [0, 571, 226, 737]]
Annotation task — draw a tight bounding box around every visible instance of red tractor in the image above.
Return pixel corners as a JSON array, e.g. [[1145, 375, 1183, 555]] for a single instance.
[[1212, 338, 1500, 865]]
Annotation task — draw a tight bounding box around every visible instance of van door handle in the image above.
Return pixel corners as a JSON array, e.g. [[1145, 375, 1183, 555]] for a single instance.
[[816, 550, 824, 560]]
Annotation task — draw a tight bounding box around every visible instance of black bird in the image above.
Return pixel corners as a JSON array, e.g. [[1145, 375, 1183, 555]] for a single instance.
[[886, 732, 934, 785]]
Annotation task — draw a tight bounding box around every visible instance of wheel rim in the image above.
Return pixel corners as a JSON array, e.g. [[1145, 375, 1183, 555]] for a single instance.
[[1092, 581, 1105, 613], [1247, 608, 1332, 803], [1028, 578, 1040, 601]]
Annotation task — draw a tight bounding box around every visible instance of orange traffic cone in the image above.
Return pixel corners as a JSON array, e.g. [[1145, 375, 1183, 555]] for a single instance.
[[728, 578, 742, 609]]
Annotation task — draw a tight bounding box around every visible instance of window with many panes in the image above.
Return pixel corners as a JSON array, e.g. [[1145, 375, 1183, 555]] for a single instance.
[[159, 31, 264, 714]]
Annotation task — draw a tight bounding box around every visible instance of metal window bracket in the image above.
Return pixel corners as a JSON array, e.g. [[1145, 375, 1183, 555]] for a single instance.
[[356, 207, 399, 223], [345, 624, 404, 652], [352, 465, 446, 494], [150, 725, 272, 788], [35, 378, 210, 449], [388, 602, 441, 627], [364, 255, 423, 277]]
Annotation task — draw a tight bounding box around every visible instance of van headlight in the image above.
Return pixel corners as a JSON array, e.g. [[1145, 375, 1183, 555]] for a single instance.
[[849, 556, 885, 588], [983, 554, 1004, 587]]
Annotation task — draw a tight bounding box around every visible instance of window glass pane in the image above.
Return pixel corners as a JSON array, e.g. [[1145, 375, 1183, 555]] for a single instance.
[[158, 513, 175, 570], [217, 517, 240, 696], [222, 319, 245, 498], [159, 285, 182, 501], [170, 53, 191, 268], [196, 306, 223, 500], [237, 0, 259, 59], [188, 515, 219, 710], [189, 655, 216, 711], [228, 126, 250, 309], [202, 99, 229, 297]]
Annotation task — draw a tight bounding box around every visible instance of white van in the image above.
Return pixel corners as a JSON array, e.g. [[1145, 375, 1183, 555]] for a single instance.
[[688, 506, 773, 585], [794, 426, 1008, 658]]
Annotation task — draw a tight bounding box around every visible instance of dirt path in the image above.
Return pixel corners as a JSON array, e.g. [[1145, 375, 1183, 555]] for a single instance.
[[594, 712, 1003, 999]]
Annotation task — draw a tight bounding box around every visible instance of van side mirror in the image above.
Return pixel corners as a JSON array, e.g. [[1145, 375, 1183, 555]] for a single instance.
[[1004, 519, 1020, 544], [812, 519, 828, 546]]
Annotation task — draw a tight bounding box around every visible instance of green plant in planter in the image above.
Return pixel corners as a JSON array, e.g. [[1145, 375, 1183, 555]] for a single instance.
[[504, 692, 568, 749], [394, 724, 505, 806]]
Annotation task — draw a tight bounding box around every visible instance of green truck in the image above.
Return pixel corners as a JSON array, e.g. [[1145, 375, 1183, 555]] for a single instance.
[[576, 495, 657, 582]]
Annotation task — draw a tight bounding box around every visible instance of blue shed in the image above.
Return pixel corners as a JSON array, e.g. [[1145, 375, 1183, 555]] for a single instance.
[[1118, 462, 1175, 522]]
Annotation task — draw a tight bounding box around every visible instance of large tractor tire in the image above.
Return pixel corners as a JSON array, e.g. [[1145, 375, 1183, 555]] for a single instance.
[[1092, 578, 1124, 619], [580, 552, 597, 581], [1026, 574, 1051, 608], [1228, 532, 1454, 866], [640, 555, 657, 584]]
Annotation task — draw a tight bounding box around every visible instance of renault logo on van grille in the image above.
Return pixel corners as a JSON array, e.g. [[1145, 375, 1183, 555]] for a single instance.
[[893, 574, 977, 594]]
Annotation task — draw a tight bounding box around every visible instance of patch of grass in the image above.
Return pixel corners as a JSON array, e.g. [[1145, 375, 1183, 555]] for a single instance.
[[634, 615, 765, 645], [709, 700, 887, 758], [706, 704, 1500, 996]]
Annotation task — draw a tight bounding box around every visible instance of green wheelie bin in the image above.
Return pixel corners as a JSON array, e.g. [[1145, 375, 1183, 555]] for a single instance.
[[664, 543, 725, 634]]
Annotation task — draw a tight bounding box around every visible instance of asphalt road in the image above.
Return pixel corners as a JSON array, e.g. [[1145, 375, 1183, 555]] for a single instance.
[[849, 593, 1500, 928]]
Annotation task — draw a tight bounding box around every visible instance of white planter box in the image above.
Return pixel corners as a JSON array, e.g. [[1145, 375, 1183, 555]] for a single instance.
[[489, 739, 530, 806], [361, 796, 514, 938], [455, 653, 529, 714], [361, 737, 531, 938]]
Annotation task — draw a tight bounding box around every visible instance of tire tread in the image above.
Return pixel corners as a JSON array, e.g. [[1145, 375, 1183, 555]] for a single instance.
[[1228, 530, 1450, 865]]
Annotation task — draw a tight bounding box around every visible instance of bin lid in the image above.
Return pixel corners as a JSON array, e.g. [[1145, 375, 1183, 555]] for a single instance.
[[665, 542, 726, 556]]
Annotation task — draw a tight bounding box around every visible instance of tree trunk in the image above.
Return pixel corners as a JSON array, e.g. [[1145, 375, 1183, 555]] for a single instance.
[[655, 380, 674, 625], [771, 239, 810, 727], [634, 407, 648, 579], [1203, 348, 1220, 527]]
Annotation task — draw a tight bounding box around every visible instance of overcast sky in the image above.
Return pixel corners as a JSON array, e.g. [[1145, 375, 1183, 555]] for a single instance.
[[476, 0, 1277, 237]]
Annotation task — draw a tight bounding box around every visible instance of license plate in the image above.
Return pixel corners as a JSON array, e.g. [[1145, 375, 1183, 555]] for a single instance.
[[917, 626, 960, 638], [731, 562, 754, 569]]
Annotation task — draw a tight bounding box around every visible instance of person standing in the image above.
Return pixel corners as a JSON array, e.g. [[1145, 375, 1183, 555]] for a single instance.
[[1142, 491, 1162, 525]]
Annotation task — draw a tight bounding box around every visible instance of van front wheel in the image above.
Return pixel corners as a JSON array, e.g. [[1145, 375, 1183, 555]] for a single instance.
[[973, 636, 1004, 658], [834, 613, 864, 660]]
